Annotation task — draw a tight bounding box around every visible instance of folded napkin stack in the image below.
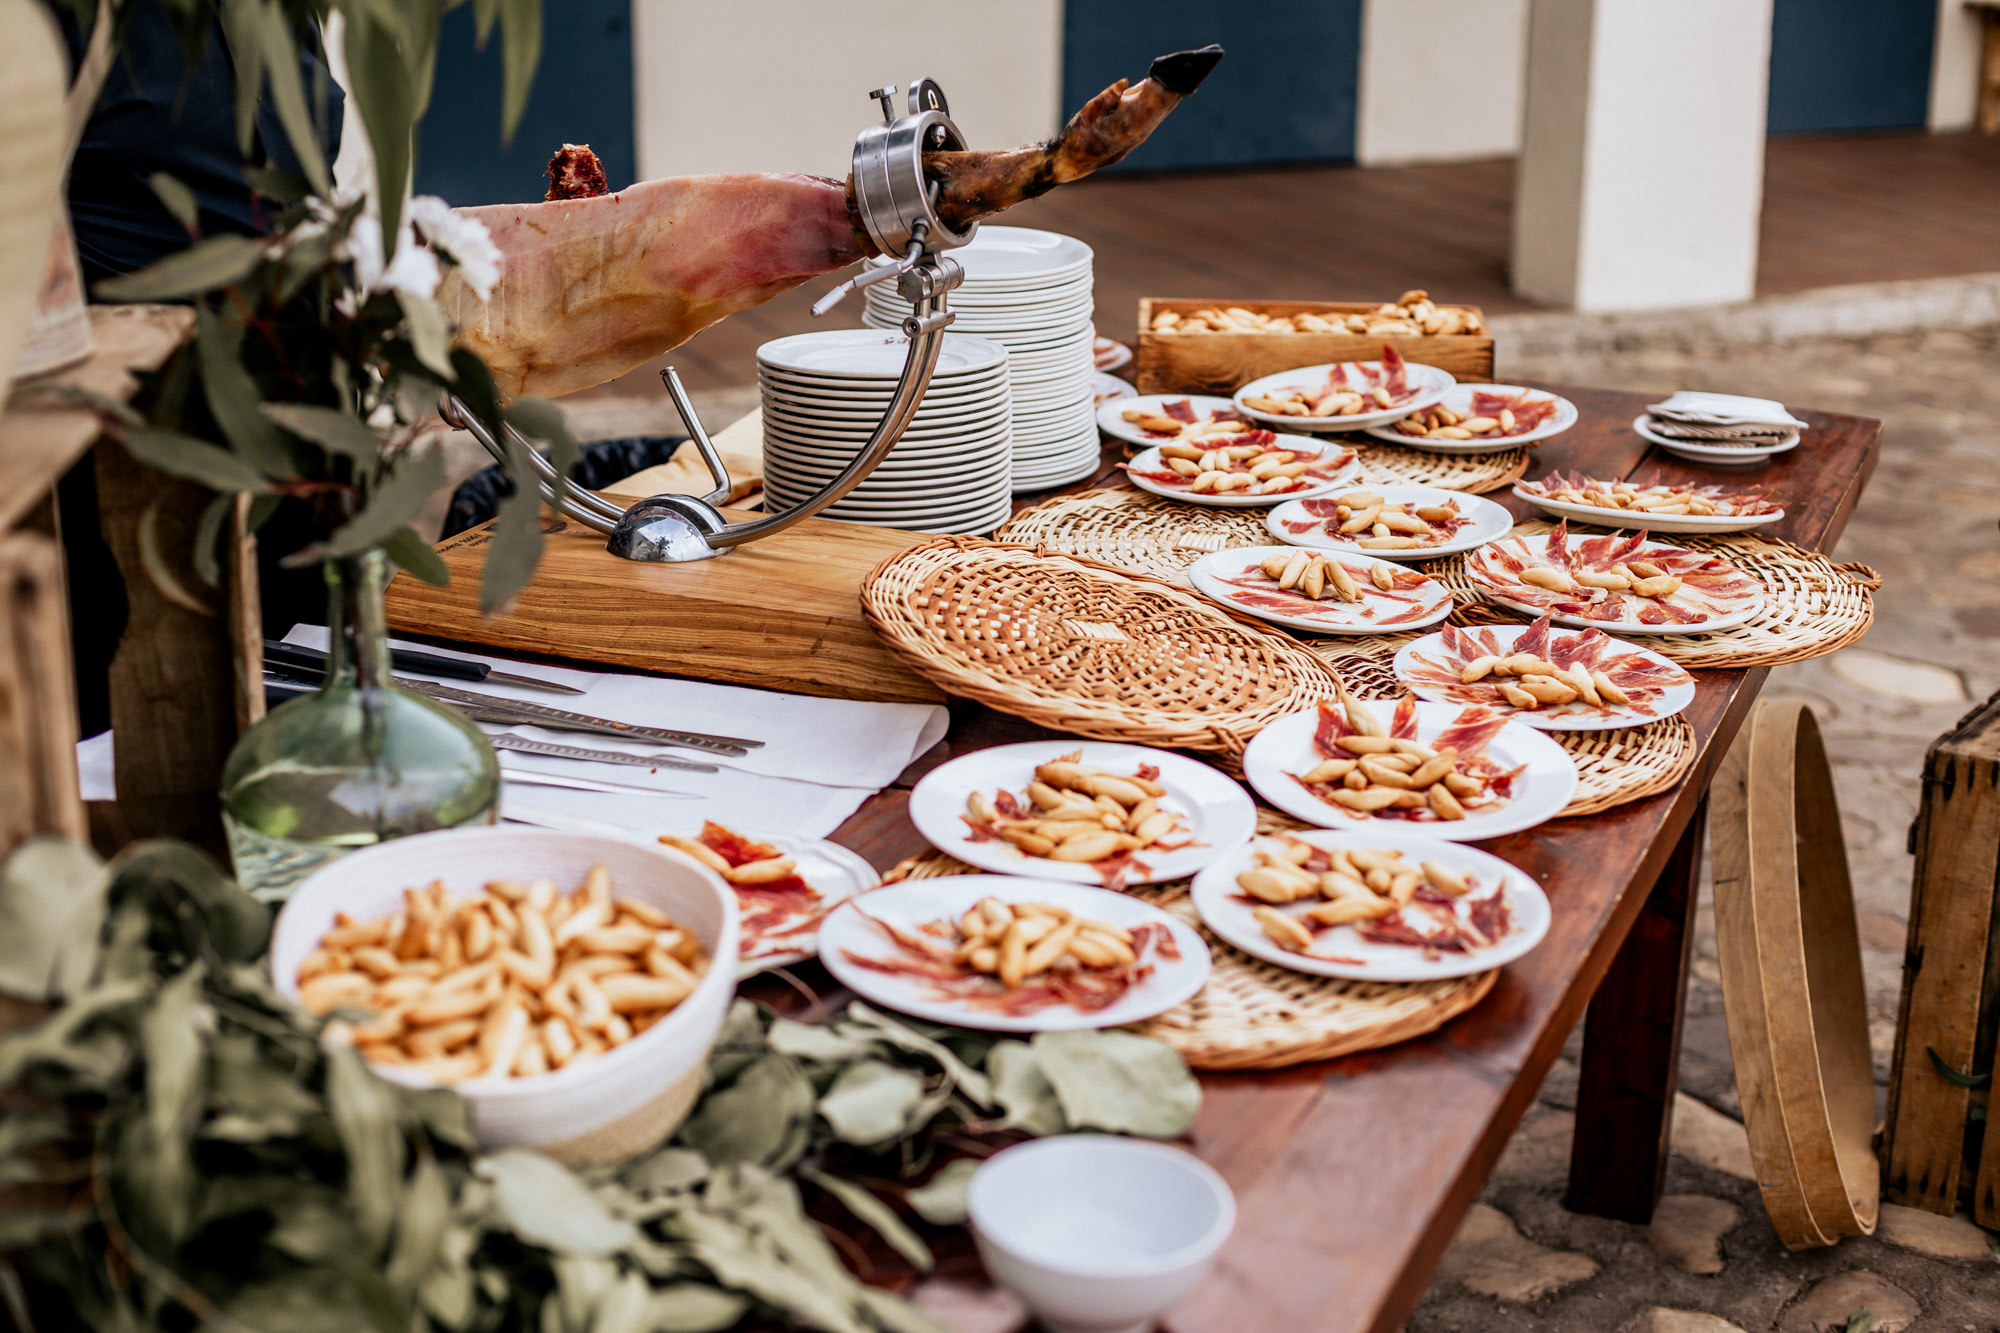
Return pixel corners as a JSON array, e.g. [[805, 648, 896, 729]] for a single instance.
[[1643, 391, 1806, 448]]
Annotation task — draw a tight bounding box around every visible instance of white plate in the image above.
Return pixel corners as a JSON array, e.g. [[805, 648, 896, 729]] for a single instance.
[[1510, 484, 1787, 534], [762, 414, 1011, 446], [1394, 621, 1696, 730], [1093, 372, 1135, 404], [1234, 360, 1456, 433], [1363, 384, 1578, 453], [1125, 439, 1360, 509], [1464, 529, 1765, 634], [1094, 337, 1133, 372], [908, 742, 1256, 887], [1634, 415, 1799, 466], [1241, 702, 1577, 841], [1096, 394, 1243, 447], [1265, 485, 1514, 561], [1189, 545, 1452, 634], [759, 374, 1012, 407], [1189, 829, 1550, 982], [758, 330, 1008, 380], [869, 225, 1093, 284], [819, 876, 1208, 1032]]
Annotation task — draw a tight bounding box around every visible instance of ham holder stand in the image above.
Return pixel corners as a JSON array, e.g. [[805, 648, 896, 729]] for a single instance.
[[441, 78, 976, 562]]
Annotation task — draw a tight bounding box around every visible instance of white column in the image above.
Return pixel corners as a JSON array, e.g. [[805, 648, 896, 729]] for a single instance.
[[1928, 0, 1986, 131], [1355, 0, 1530, 166], [630, 0, 1062, 181], [1512, 0, 1774, 311]]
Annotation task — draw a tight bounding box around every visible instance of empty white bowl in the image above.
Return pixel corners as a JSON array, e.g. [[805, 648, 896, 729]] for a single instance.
[[967, 1135, 1235, 1333], [270, 827, 739, 1164]]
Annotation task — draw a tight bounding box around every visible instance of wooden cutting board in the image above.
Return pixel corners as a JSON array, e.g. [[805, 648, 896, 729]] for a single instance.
[[384, 508, 946, 705]]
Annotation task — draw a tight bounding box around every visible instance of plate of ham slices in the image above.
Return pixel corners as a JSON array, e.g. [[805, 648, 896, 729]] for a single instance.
[[1365, 384, 1577, 453], [1265, 484, 1513, 561], [1464, 523, 1765, 633], [1394, 616, 1696, 731], [1189, 545, 1453, 634], [1242, 695, 1576, 842], [1190, 828, 1550, 983], [655, 823, 877, 976], [1123, 434, 1359, 507], [1096, 393, 1243, 447], [1233, 346, 1456, 433]]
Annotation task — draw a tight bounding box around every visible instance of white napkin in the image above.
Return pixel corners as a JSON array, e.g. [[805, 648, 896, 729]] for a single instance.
[[1646, 391, 1807, 429], [271, 628, 948, 838]]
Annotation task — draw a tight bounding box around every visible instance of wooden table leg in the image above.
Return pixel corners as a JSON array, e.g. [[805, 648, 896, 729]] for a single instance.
[[1565, 797, 1707, 1223]]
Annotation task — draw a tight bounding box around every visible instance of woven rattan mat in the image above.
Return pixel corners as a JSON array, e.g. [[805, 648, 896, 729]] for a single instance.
[[860, 537, 1342, 770], [1351, 441, 1531, 495], [1427, 520, 1880, 670], [886, 833, 1497, 1071], [995, 490, 1266, 584], [1299, 630, 1697, 818]]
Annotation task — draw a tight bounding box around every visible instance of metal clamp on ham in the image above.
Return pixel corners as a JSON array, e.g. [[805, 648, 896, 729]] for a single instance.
[[444, 80, 972, 562]]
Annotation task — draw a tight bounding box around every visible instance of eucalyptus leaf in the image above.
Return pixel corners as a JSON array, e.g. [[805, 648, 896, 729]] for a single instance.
[[147, 171, 198, 231], [676, 1052, 815, 1169], [766, 1017, 880, 1064], [319, 448, 445, 558], [140, 963, 206, 1152], [248, 0, 332, 193], [265, 1189, 363, 1263], [623, 1146, 711, 1195], [191, 491, 231, 588], [399, 289, 456, 379], [858, 1286, 957, 1333], [590, 1272, 656, 1333], [121, 427, 273, 494], [802, 1168, 933, 1272], [552, 1252, 617, 1332], [260, 403, 384, 463], [218, 0, 266, 159], [327, 1044, 407, 1257], [342, 10, 417, 242], [478, 1149, 638, 1254], [225, 1267, 388, 1333], [195, 308, 298, 478], [818, 1060, 928, 1146], [383, 525, 450, 585], [841, 1004, 994, 1109], [0, 838, 108, 999], [904, 1157, 978, 1226], [986, 1042, 1065, 1136], [642, 1283, 749, 1332], [673, 1195, 872, 1333], [93, 233, 265, 302], [0, 980, 143, 1087], [1030, 1030, 1200, 1138], [386, 1150, 452, 1296], [497, 0, 543, 144]]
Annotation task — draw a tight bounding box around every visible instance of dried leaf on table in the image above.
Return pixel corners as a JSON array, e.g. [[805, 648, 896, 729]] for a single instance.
[[479, 1149, 639, 1255], [0, 838, 108, 999], [676, 1051, 816, 1170], [841, 1003, 996, 1109], [802, 1167, 935, 1272], [1031, 1029, 1202, 1137], [987, 1042, 1066, 1136], [818, 1060, 930, 1146], [905, 1158, 980, 1226], [636, 1282, 750, 1332], [767, 1016, 883, 1063], [327, 1043, 408, 1256]]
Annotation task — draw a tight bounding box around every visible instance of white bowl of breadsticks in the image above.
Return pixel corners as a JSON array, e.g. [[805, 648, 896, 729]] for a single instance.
[[271, 827, 739, 1164]]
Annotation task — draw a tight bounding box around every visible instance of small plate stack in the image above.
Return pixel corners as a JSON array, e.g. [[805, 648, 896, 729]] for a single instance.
[[864, 227, 1099, 491], [757, 329, 1015, 533], [1636, 391, 1806, 466]]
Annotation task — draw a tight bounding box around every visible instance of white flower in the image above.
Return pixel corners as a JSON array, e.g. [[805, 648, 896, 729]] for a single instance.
[[344, 213, 441, 301], [408, 195, 503, 301]]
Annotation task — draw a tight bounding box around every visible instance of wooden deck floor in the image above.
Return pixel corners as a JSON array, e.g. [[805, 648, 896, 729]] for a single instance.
[[589, 130, 2000, 399]]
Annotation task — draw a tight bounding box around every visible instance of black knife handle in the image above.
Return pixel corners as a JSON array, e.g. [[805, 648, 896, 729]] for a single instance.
[[264, 639, 491, 684]]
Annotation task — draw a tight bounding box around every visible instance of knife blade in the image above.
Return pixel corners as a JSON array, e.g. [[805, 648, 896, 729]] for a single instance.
[[493, 734, 720, 774], [265, 640, 584, 695], [500, 768, 699, 799], [262, 664, 759, 757]]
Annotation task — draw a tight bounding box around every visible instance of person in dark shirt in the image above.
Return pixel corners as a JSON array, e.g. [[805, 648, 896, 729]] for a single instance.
[[47, 1, 341, 733]]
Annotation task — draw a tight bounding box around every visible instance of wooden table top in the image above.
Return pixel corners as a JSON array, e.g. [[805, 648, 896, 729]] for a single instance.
[[782, 383, 1881, 1333]]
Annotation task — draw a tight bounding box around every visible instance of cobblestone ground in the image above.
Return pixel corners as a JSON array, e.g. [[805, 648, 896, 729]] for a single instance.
[[1410, 326, 2000, 1332]]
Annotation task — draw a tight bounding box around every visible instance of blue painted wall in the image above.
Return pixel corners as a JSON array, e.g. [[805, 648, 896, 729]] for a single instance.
[[415, 0, 636, 207], [1767, 0, 1938, 134], [1061, 0, 1363, 171]]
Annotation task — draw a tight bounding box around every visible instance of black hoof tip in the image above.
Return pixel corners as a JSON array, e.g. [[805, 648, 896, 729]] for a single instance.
[[1149, 44, 1225, 97]]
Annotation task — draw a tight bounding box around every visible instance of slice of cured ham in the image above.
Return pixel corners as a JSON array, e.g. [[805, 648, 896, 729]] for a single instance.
[[445, 46, 1223, 399], [1465, 521, 1763, 627]]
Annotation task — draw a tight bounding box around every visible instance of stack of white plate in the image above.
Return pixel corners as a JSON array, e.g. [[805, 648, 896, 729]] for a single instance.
[[862, 226, 1099, 491], [757, 329, 1015, 533]]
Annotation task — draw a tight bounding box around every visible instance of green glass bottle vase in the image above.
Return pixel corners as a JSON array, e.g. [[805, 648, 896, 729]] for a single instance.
[[221, 550, 500, 900]]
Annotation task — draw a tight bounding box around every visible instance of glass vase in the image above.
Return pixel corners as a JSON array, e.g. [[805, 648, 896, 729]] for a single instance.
[[222, 550, 500, 901]]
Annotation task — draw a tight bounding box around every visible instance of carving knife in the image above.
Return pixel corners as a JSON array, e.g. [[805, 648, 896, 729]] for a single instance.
[[262, 668, 760, 757], [492, 734, 720, 775], [265, 640, 583, 694]]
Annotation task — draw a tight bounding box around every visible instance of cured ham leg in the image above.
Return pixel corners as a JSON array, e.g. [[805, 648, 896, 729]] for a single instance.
[[444, 46, 1223, 400]]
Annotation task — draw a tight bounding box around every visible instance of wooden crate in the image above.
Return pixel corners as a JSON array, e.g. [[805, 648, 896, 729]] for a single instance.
[[1881, 690, 2000, 1223], [1133, 297, 1496, 396], [383, 508, 946, 706]]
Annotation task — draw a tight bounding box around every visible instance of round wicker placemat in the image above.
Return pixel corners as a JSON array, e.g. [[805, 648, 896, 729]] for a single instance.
[[884, 845, 1498, 1070], [994, 489, 1267, 584], [1428, 521, 1880, 670], [860, 537, 1343, 768], [1352, 441, 1531, 495], [1295, 632, 1699, 818]]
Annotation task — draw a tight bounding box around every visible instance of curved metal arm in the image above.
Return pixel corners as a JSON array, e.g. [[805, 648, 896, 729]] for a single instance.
[[439, 397, 628, 535]]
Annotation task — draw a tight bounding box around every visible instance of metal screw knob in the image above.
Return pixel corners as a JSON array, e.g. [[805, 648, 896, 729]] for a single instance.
[[870, 85, 898, 123]]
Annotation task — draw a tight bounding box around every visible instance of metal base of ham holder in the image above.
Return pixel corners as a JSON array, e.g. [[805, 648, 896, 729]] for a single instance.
[[445, 79, 978, 563]]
